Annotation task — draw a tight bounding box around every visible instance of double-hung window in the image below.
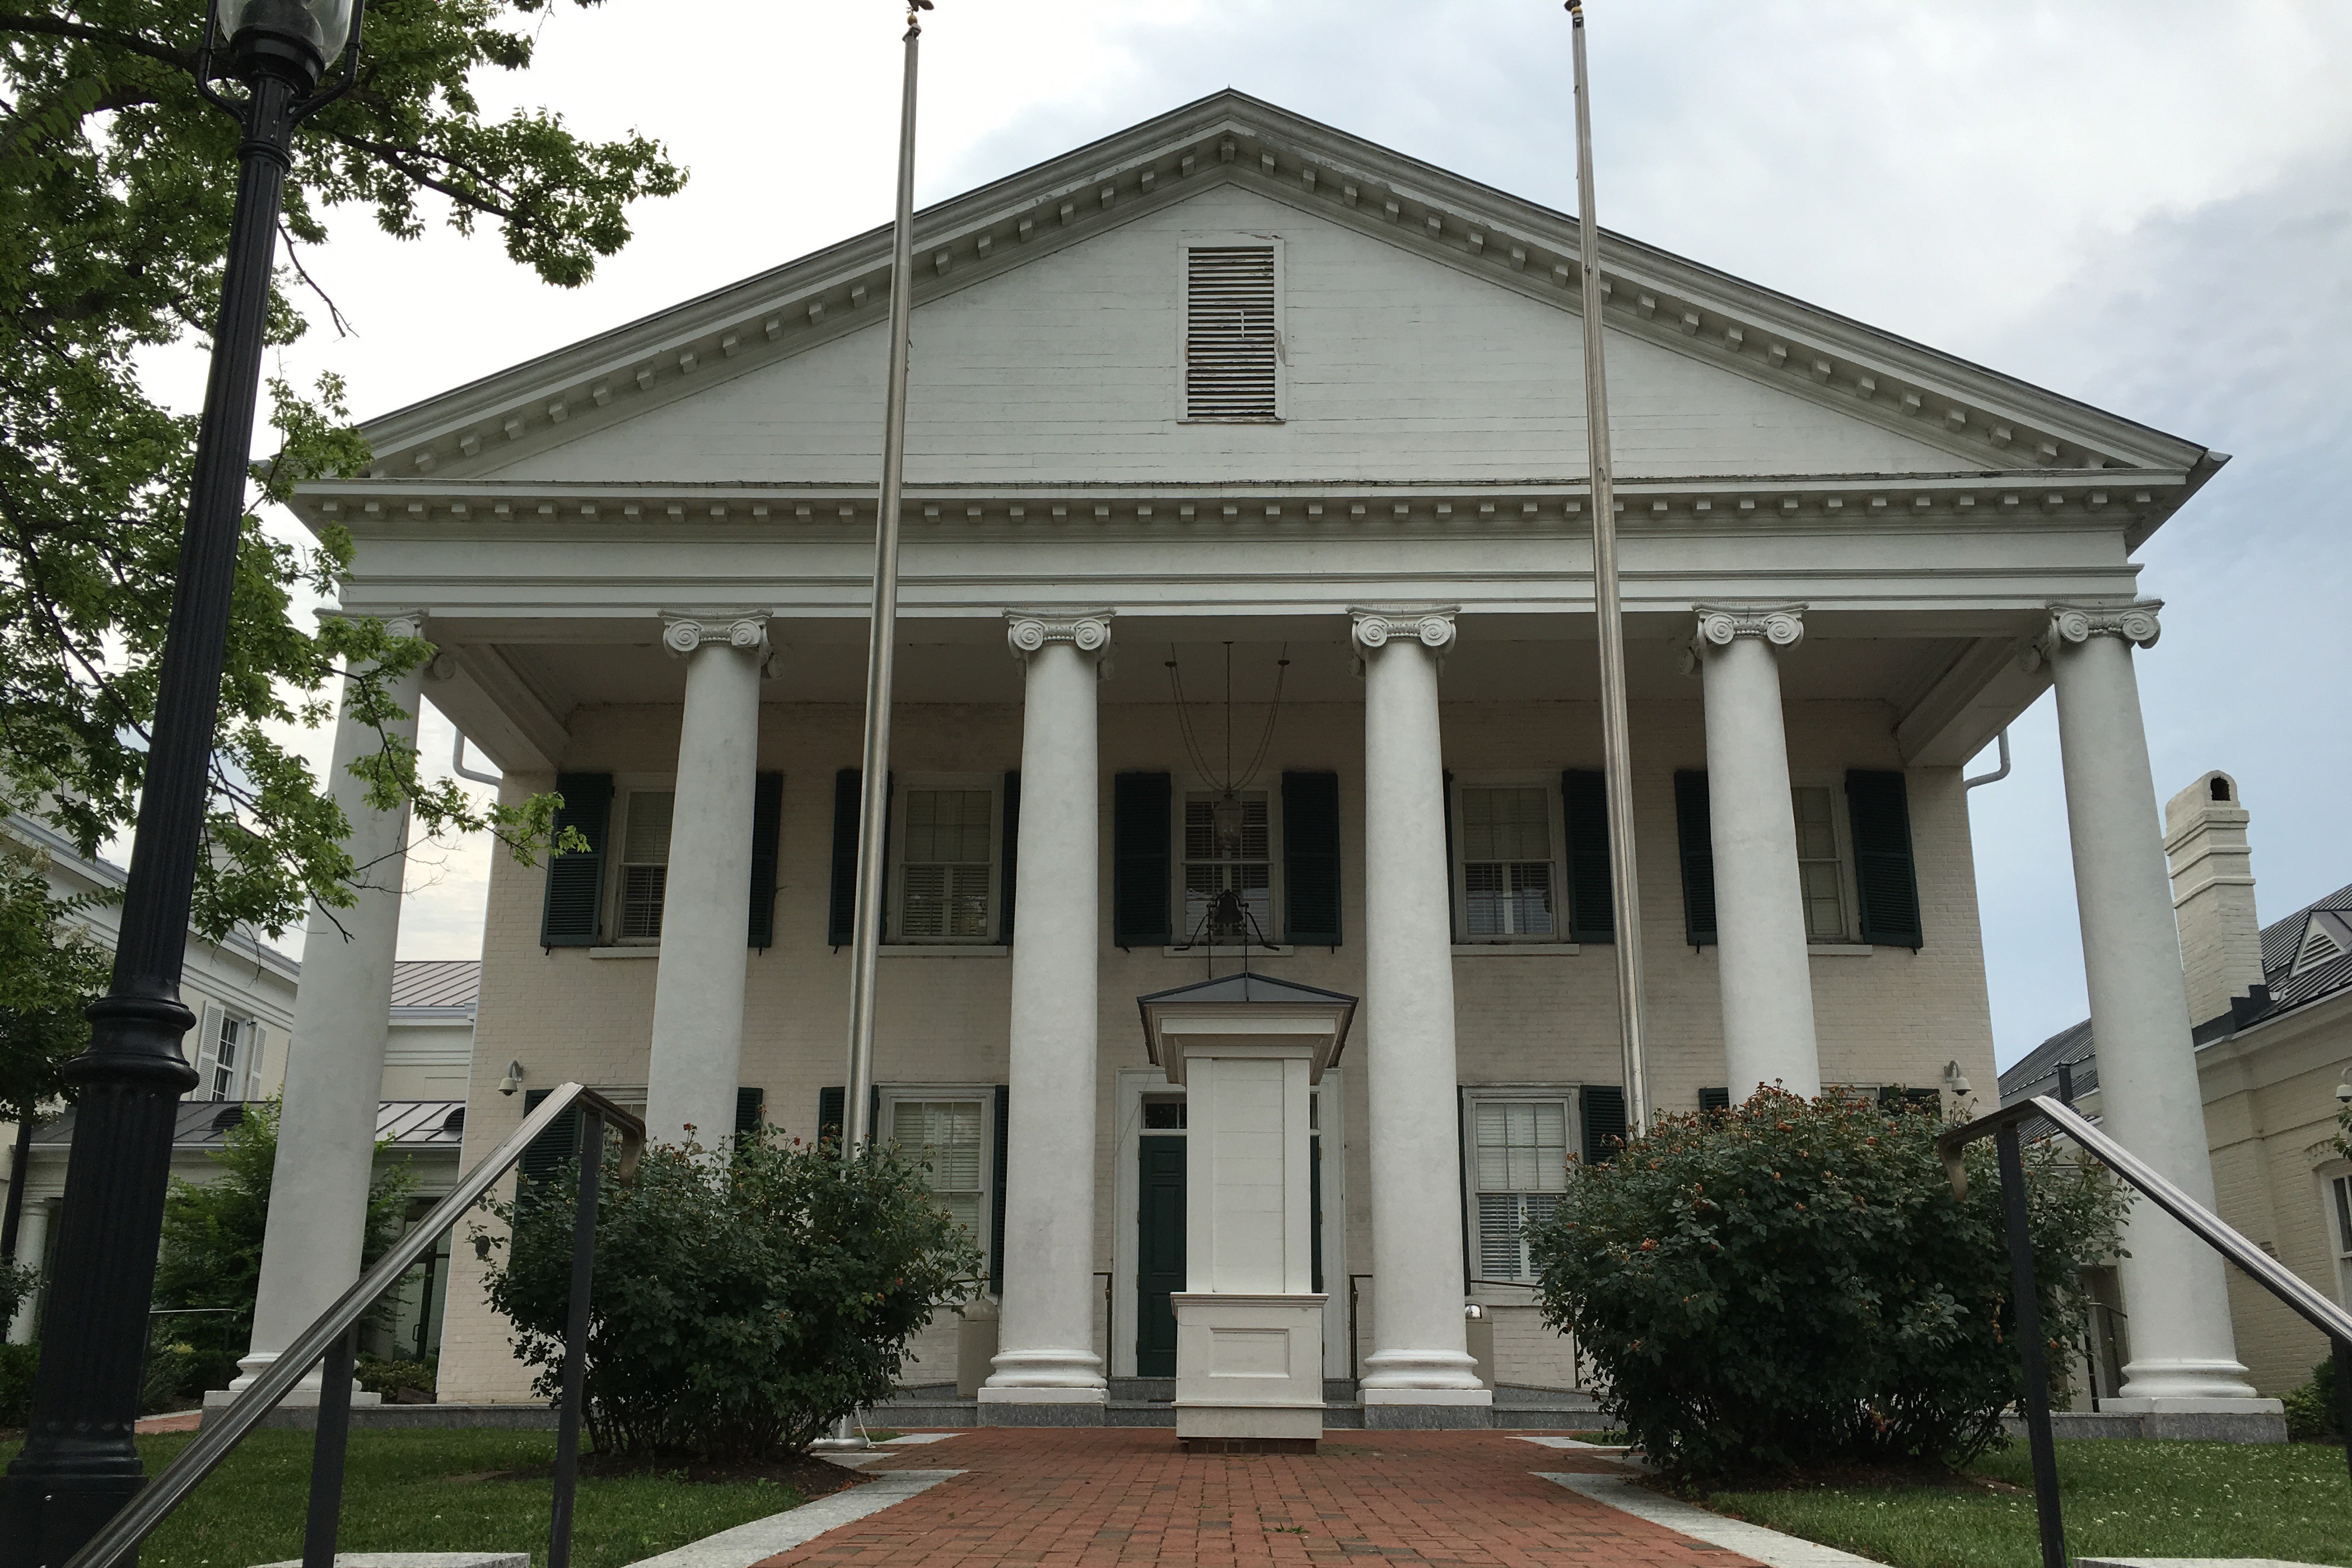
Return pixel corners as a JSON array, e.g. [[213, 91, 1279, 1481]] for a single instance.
[[1455, 783, 1559, 941], [209, 1016, 249, 1102], [1468, 1096, 1572, 1282], [616, 789, 675, 941], [1182, 789, 1272, 944], [2331, 1172, 2352, 1304], [895, 782, 997, 941], [888, 1096, 987, 1241], [1792, 785, 1849, 941]]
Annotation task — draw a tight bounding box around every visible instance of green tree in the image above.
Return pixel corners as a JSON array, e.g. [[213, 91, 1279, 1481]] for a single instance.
[[1527, 1088, 2129, 1481], [0, 0, 682, 999], [152, 1096, 414, 1395], [0, 845, 112, 1114]]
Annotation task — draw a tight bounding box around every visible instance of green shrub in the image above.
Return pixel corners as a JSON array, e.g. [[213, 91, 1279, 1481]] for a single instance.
[[0, 1259, 32, 1329], [356, 1353, 436, 1402], [1526, 1087, 2127, 1481], [478, 1128, 982, 1461], [140, 1333, 201, 1413], [2282, 1355, 2341, 1441], [0, 1339, 37, 1427]]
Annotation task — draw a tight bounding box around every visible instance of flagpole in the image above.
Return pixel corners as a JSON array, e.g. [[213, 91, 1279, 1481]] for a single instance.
[[1569, 0, 1650, 1133]]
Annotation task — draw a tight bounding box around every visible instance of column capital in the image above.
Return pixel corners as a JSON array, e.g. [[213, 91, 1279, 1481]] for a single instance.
[[1005, 611, 1113, 660], [380, 610, 429, 642], [1349, 607, 1457, 674], [662, 613, 769, 657], [1679, 603, 1804, 676]]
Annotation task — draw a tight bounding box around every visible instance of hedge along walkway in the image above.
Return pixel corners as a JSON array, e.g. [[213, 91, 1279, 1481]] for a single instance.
[[751, 1428, 1762, 1567]]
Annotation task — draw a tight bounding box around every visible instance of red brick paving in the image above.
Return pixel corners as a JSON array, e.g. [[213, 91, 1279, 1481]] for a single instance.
[[755, 1428, 1759, 1567]]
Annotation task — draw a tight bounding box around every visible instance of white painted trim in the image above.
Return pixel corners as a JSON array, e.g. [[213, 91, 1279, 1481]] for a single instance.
[[1163, 945, 1294, 958], [1454, 943, 1581, 957], [621, 1469, 962, 1568], [1539, 1473, 1882, 1568]]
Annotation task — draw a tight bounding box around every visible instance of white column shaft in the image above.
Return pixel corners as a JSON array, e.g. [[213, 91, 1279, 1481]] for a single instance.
[[1359, 632, 1483, 1400], [645, 640, 764, 1149], [984, 638, 1108, 1402], [239, 659, 423, 1385], [1700, 635, 1821, 1099], [8, 1199, 48, 1343], [2051, 629, 2257, 1406]]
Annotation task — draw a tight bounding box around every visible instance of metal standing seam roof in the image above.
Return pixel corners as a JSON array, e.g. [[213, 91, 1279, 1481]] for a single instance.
[[2000, 878, 2352, 1105], [389, 958, 481, 1013], [32, 1100, 467, 1150]]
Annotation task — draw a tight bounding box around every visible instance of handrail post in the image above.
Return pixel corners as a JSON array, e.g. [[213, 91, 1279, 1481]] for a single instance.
[[1996, 1121, 2067, 1568], [300, 1327, 356, 1568], [2336, 1338, 2351, 1492], [549, 1109, 604, 1568]]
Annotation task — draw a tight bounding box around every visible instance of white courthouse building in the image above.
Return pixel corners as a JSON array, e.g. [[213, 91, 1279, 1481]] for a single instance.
[[258, 94, 2264, 1427]]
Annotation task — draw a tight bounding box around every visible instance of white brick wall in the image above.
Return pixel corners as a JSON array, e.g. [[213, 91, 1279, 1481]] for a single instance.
[[436, 693, 1998, 1400]]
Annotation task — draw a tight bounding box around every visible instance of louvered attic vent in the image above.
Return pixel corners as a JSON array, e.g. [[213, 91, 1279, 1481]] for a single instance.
[[2292, 916, 2347, 977], [1185, 246, 1279, 421]]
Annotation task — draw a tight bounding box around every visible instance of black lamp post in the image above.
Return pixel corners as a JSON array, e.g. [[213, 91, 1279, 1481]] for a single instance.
[[0, 5, 363, 1564]]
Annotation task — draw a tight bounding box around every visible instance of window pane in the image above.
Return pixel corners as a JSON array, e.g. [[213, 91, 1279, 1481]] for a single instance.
[[1463, 786, 1550, 863], [1791, 787, 1837, 860], [1183, 794, 1271, 942], [891, 1098, 985, 1240], [2335, 1175, 2352, 1257], [619, 864, 668, 940], [905, 789, 992, 867], [623, 792, 676, 864], [1479, 1192, 1524, 1279], [1800, 860, 1845, 941], [1465, 862, 1507, 936], [1511, 862, 1555, 937]]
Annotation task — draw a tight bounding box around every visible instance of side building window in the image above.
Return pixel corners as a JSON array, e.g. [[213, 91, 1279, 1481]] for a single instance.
[[2330, 1173, 2352, 1303], [1466, 1095, 1572, 1282], [1455, 784, 1558, 941], [893, 780, 999, 942], [1182, 789, 1272, 944], [191, 1002, 265, 1102], [616, 789, 675, 941]]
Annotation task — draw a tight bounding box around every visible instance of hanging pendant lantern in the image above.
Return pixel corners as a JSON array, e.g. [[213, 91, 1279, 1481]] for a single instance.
[[1211, 789, 1247, 857]]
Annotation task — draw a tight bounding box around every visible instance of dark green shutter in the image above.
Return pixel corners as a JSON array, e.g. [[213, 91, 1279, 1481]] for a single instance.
[[1698, 1087, 1731, 1114], [747, 772, 783, 949], [1280, 771, 1342, 946], [1672, 770, 1717, 947], [817, 1086, 845, 1148], [827, 771, 860, 946], [1847, 770, 1924, 949], [540, 773, 612, 947], [1562, 769, 1614, 943], [989, 1084, 1010, 1294], [519, 1087, 583, 1202], [1112, 772, 1172, 949], [1581, 1084, 1628, 1166], [998, 771, 1020, 943], [734, 1086, 764, 1143]]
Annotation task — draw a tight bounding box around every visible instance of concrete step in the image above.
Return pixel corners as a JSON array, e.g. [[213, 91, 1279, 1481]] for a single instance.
[[865, 1391, 1601, 1433]]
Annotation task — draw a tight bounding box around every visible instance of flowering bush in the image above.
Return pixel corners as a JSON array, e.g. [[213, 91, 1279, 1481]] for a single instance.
[[480, 1127, 981, 1460], [1526, 1087, 2126, 1480]]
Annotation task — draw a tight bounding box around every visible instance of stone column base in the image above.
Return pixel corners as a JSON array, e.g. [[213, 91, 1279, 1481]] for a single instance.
[[975, 1384, 1108, 1426], [204, 1384, 380, 1410], [1361, 1385, 1496, 1430]]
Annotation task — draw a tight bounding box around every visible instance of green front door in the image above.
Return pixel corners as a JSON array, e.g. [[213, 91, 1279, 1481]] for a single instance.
[[1136, 1135, 1185, 1377]]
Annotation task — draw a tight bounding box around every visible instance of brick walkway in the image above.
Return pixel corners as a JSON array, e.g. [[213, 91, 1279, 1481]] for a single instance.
[[754, 1429, 1759, 1567]]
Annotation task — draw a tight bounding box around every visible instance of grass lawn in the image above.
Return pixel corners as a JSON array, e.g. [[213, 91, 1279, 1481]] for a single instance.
[[0, 1429, 824, 1568], [1696, 1438, 2352, 1568]]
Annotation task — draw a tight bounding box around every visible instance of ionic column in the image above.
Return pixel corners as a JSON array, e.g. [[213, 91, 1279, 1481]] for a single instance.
[[981, 613, 1112, 1418], [7, 1199, 48, 1344], [229, 615, 427, 1402], [644, 615, 769, 1150], [2041, 601, 2264, 1412], [1689, 605, 1821, 1100], [1352, 609, 1490, 1422]]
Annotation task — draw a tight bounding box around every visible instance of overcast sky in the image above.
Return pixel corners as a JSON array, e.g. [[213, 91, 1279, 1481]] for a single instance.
[[192, 1, 2351, 1069]]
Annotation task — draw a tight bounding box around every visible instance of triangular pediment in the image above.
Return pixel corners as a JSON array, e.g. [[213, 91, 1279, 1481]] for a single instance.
[[338, 92, 2213, 543]]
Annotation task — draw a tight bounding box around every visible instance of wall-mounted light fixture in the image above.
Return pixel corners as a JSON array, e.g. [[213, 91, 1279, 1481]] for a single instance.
[[498, 1059, 526, 1097], [1943, 1060, 1973, 1100]]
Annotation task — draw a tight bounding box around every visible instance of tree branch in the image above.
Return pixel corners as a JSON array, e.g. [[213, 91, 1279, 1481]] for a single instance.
[[0, 10, 192, 74]]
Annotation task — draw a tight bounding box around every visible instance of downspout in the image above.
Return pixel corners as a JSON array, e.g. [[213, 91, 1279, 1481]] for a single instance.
[[450, 729, 501, 788], [1964, 729, 2011, 792]]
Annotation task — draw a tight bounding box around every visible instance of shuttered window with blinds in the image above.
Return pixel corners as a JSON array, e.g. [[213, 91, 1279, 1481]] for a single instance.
[[895, 785, 996, 941], [1468, 1097, 1570, 1281], [1183, 244, 1280, 421], [888, 1097, 988, 1241]]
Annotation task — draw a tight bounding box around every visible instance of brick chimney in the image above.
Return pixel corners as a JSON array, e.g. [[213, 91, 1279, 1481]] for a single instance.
[[2164, 770, 2267, 1027]]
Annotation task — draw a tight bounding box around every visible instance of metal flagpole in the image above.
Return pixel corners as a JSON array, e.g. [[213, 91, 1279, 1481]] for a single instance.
[[817, 2, 929, 1452], [1569, 0, 1650, 1133]]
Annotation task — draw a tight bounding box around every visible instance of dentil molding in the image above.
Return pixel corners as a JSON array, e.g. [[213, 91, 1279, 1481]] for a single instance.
[[1005, 612, 1114, 661], [1679, 603, 1804, 676], [2018, 599, 2162, 673]]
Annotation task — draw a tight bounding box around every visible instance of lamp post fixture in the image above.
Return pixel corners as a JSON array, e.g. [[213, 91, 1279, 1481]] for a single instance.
[[0, 4, 364, 1563]]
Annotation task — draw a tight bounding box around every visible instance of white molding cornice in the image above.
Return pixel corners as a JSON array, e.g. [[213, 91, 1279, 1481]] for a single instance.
[[332, 90, 2216, 548]]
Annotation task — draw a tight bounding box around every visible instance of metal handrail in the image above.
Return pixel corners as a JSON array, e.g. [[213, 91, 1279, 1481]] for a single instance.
[[61, 1083, 643, 1568], [1939, 1093, 2352, 1568]]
